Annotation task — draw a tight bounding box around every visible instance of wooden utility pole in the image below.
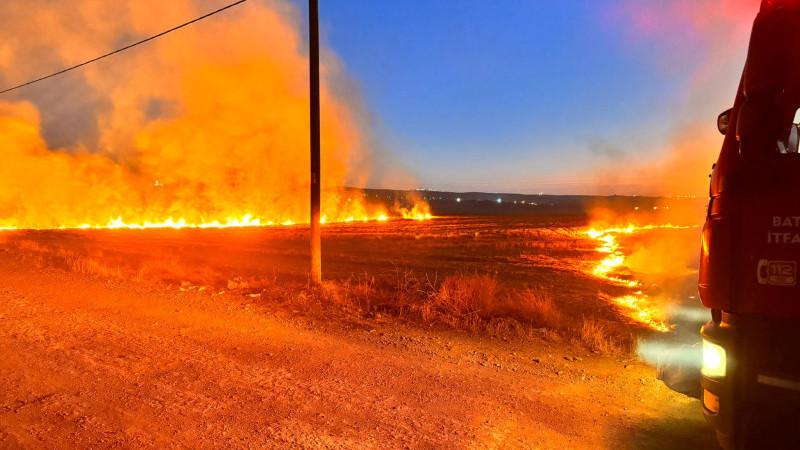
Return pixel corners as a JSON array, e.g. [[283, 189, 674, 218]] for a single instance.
[[309, 0, 322, 285]]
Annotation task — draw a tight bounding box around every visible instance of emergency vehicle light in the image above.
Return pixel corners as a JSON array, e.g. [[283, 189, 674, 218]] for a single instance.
[[702, 339, 727, 378]]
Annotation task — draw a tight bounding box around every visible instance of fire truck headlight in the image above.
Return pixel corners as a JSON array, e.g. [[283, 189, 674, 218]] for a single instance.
[[702, 339, 727, 378]]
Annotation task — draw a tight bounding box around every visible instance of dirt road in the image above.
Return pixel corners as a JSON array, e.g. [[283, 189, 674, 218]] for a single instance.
[[0, 251, 717, 449]]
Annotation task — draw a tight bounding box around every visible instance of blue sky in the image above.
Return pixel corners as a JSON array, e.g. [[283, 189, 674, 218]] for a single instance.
[[289, 0, 721, 194], [0, 0, 753, 197]]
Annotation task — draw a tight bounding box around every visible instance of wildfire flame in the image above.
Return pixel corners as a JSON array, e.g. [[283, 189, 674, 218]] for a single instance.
[[399, 203, 433, 221], [612, 293, 671, 333], [588, 228, 640, 288], [0, 2, 431, 231], [0, 208, 429, 232], [584, 224, 690, 332]]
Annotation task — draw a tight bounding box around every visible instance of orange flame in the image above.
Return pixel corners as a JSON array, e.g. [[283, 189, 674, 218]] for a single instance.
[[0, 2, 430, 231], [586, 226, 640, 288], [584, 224, 689, 332], [399, 203, 432, 221], [612, 293, 671, 333], [0, 210, 427, 231]]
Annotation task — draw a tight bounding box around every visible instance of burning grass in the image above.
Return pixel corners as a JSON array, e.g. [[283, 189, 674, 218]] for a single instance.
[[582, 225, 699, 332], [0, 1, 441, 232], [0, 216, 682, 356]]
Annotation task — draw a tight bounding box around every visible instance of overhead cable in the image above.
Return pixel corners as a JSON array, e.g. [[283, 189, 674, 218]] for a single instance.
[[0, 0, 250, 95]]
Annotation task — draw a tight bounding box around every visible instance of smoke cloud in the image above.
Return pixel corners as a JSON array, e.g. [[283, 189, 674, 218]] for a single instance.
[[591, 0, 760, 197], [0, 0, 415, 229]]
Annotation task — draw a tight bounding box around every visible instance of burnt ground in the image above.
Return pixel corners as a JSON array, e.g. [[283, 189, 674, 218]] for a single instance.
[[0, 216, 718, 448]]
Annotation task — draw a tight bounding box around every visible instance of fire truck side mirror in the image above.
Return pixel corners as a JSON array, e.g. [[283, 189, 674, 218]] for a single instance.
[[717, 108, 732, 135]]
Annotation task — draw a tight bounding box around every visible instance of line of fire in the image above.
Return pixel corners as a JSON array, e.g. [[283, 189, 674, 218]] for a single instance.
[[0, 1, 797, 448]]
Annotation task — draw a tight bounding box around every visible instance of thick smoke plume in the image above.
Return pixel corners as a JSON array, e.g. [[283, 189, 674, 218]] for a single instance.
[[589, 2, 764, 365], [0, 0, 420, 229], [586, 1, 762, 277], [594, 0, 760, 197]]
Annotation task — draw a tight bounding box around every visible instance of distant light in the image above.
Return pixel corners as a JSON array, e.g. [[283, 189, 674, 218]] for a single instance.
[[635, 207, 639, 211], [456, 198, 462, 203], [653, 206, 658, 210], [497, 198, 502, 203]]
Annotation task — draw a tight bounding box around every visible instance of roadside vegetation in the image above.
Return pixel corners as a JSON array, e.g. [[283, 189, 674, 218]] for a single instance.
[[309, 271, 633, 355], [5, 235, 634, 355]]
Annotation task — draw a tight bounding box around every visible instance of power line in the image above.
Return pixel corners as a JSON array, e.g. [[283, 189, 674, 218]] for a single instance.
[[0, 0, 250, 95]]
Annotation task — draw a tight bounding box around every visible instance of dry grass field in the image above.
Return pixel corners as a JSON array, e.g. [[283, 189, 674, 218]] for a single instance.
[[0, 214, 716, 448], [0, 215, 701, 353]]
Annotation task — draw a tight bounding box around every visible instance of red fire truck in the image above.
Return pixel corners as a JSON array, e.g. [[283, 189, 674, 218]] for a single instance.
[[700, 0, 800, 448]]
